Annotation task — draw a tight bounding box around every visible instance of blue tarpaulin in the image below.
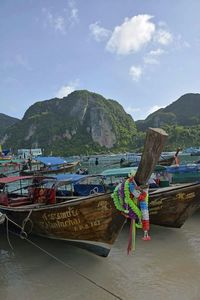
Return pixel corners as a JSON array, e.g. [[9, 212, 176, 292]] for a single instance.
[[2, 149, 10, 156], [34, 156, 67, 166], [54, 173, 87, 183], [166, 164, 200, 174]]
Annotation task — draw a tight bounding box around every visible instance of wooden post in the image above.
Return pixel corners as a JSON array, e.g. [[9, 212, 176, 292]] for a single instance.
[[134, 127, 168, 186]]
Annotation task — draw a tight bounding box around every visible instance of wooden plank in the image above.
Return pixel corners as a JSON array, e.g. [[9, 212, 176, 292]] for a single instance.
[[134, 127, 168, 186]]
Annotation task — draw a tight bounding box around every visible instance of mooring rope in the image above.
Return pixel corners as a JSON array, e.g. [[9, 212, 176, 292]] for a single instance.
[[5, 216, 14, 250], [0, 212, 6, 224], [3, 215, 124, 300], [20, 210, 33, 238]]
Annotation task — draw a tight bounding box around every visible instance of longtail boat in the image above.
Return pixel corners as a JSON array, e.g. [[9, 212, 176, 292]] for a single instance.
[[158, 147, 181, 166], [0, 128, 169, 255], [20, 156, 80, 176], [101, 167, 200, 228], [0, 175, 125, 256], [149, 182, 200, 228]]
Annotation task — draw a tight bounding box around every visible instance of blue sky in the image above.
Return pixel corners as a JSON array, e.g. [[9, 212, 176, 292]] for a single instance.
[[1, 0, 200, 121]]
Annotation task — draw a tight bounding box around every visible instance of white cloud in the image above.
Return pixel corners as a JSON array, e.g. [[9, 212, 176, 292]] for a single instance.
[[42, 2, 79, 34], [42, 8, 67, 34], [54, 16, 66, 33], [90, 14, 174, 56], [149, 48, 165, 56], [89, 22, 111, 42], [154, 29, 173, 45], [56, 80, 79, 98], [129, 65, 142, 81], [106, 15, 155, 55], [143, 56, 159, 65], [68, 0, 79, 25], [175, 34, 191, 49], [144, 48, 165, 64]]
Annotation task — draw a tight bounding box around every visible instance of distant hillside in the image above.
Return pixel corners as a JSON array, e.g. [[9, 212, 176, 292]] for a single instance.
[[3, 92, 200, 155], [136, 93, 200, 131], [0, 113, 19, 140], [135, 93, 200, 150], [2, 90, 140, 156]]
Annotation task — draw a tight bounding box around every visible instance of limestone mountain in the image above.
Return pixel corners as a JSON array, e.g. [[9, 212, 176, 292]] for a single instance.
[[2, 90, 138, 156], [136, 93, 200, 131], [0, 113, 19, 140], [136, 93, 200, 150]]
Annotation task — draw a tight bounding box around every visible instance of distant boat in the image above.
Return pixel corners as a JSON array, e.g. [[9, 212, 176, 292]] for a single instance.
[[182, 147, 200, 156], [119, 148, 181, 168], [158, 147, 181, 166], [191, 151, 200, 156], [20, 156, 80, 176], [160, 164, 200, 184]]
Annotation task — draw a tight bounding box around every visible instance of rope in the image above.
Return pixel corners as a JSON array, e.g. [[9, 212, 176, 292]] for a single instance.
[[4, 215, 124, 300], [0, 213, 14, 249], [90, 186, 99, 194], [0, 212, 6, 224], [20, 210, 33, 238], [5, 216, 14, 250]]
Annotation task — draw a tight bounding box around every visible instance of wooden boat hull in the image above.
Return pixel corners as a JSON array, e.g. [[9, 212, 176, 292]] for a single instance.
[[149, 182, 200, 228], [1, 193, 125, 256], [171, 172, 200, 184], [158, 157, 174, 166]]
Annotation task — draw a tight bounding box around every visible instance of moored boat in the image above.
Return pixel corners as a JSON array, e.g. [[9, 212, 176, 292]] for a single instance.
[[0, 175, 125, 256], [148, 182, 200, 228], [158, 147, 181, 166], [20, 156, 80, 176], [0, 128, 174, 255], [101, 167, 200, 228]]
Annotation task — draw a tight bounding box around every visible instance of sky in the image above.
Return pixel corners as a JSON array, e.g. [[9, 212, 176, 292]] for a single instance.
[[1, 0, 200, 121]]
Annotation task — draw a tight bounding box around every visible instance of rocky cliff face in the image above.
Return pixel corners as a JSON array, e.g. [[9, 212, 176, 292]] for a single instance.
[[2, 90, 137, 155]]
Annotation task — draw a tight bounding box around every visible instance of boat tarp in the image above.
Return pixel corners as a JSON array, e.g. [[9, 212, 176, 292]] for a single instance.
[[166, 164, 200, 174], [101, 167, 137, 177], [0, 176, 34, 184], [53, 173, 87, 183], [34, 156, 67, 166]]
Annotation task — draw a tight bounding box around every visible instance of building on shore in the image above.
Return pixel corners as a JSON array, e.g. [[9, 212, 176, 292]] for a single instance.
[[17, 148, 42, 159]]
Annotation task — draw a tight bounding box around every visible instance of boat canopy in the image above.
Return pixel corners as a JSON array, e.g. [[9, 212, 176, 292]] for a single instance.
[[0, 175, 34, 184], [41, 173, 88, 188], [101, 167, 137, 177], [34, 156, 67, 166], [53, 173, 87, 183], [166, 164, 200, 174]]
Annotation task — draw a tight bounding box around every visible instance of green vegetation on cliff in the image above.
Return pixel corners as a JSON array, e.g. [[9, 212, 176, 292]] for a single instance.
[[2, 90, 138, 155], [1, 92, 200, 155]]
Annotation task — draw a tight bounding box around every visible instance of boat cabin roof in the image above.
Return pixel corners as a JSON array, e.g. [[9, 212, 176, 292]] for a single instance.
[[0, 175, 34, 184], [101, 167, 137, 177], [34, 156, 68, 166], [0, 175, 54, 185]]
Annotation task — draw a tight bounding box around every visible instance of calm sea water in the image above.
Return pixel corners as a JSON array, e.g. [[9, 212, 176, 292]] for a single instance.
[[1, 211, 200, 300], [80, 153, 200, 175]]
